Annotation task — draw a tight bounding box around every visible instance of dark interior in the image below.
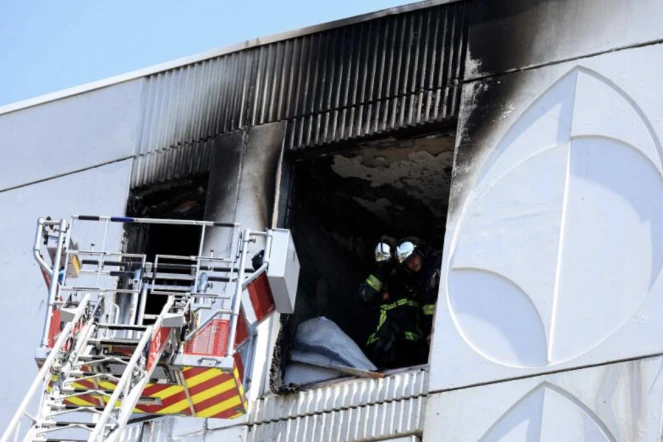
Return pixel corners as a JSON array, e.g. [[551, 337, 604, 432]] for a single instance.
[[125, 175, 209, 319], [282, 128, 456, 370]]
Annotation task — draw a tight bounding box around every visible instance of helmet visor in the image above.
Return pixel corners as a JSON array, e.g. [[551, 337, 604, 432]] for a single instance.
[[375, 242, 392, 262], [396, 241, 416, 264]]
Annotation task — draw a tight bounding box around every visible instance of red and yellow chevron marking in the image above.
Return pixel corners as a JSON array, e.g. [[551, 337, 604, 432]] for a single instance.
[[47, 375, 104, 408], [182, 359, 247, 419], [49, 358, 247, 419]]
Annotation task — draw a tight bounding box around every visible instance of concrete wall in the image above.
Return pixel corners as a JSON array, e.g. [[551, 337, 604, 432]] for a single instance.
[[426, 0, 663, 440]]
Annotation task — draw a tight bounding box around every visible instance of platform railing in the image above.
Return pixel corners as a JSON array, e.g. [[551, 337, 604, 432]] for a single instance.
[[34, 216, 270, 361]]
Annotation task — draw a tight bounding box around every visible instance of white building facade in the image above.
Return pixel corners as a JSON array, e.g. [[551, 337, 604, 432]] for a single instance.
[[1, 0, 663, 441]]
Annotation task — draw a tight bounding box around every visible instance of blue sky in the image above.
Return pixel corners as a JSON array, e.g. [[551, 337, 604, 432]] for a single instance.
[[0, 0, 413, 106]]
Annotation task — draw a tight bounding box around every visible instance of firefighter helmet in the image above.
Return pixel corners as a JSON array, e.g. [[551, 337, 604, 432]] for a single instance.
[[374, 236, 396, 263], [396, 237, 423, 264]]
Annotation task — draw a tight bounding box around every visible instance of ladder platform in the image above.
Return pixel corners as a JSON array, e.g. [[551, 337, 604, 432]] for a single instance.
[[2, 216, 302, 441]]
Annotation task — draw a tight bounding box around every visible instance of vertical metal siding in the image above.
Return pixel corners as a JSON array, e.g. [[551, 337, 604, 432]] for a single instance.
[[119, 369, 428, 441], [243, 369, 428, 442], [249, 368, 428, 424], [244, 396, 425, 442], [131, 53, 251, 187], [131, 1, 470, 188]]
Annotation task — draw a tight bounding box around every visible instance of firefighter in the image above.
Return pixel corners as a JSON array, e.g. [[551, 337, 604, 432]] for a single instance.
[[395, 237, 441, 348], [362, 236, 424, 368], [357, 236, 396, 303]]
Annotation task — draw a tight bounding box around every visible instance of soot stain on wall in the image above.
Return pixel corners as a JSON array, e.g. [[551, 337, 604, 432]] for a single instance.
[[448, 0, 547, 220]]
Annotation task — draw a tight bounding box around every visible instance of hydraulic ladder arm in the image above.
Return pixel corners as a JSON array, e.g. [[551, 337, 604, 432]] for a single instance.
[[2, 215, 300, 442]]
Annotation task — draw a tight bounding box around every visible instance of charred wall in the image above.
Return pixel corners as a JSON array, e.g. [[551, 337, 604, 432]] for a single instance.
[[124, 0, 472, 393], [130, 1, 470, 189]]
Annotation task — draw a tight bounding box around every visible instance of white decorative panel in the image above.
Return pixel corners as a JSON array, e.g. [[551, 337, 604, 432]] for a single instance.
[[430, 43, 663, 392], [423, 356, 663, 442]]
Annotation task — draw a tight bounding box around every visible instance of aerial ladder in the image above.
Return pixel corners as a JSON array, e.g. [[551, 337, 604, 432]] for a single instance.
[[1, 215, 300, 442]]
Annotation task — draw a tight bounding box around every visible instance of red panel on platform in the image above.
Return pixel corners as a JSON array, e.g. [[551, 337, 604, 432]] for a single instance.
[[48, 308, 62, 348], [148, 327, 171, 370], [234, 309, 249, 349], [247, 273, 275, 323], [233, 352, 245, 383], [184, 319, 230, 357]]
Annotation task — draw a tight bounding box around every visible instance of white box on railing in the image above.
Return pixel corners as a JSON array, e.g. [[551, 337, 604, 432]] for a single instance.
[[266, 229, 300, 314]]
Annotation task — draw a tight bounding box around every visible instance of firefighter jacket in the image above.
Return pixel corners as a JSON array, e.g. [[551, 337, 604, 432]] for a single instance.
[[403, 251, 441, 337]]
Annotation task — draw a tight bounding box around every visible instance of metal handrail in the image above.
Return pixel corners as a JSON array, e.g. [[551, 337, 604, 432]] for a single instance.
[[183, 307, 234, 342], [225, 229, 250, 357], [34, 215, 274, 365], [19, 214, 286, 440], [73, 215, 239, 228], [33, 218, 55, 277], [38, 218, 68, 348]]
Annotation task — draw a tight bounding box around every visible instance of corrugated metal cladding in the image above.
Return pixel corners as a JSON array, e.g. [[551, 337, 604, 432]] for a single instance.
[[119, 368, 428, 441], [248, 368, 428, 424], [243, 396, 425, 442], [131, 1, 470, 188], [242, 369, 428, 442]]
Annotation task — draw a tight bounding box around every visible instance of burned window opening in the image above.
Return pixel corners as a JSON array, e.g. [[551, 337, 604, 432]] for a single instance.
[[274, 128, 456, 391], [124, 175, 209, 322]]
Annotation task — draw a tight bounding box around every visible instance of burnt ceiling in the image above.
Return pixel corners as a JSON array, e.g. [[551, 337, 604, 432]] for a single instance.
[[127, 175, 209, 219], [293, 129, 456, 248]]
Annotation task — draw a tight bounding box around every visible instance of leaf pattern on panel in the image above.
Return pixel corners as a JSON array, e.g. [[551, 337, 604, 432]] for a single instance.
[[448, 67, 663, 367], [479, 383, 616, 442]]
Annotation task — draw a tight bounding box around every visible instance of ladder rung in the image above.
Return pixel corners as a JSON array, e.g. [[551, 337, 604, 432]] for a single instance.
[[77, 354, 167, 365], [208, 276, 233, 282], [190, 292, 231, 299], [42, 421, 98, 428], [68, 373, 120, 383], [60, 389, 110, 398], [81, 259, 140, 267], [89, 338, 141, 346], [152, 262, 194, 270], [78, 355, 131, 362], [44, 439, 90, 442], [97, 323, 148, 331], [150, 285, 192, 292], [151, 272, 196, 281], [58, 389, 164, 406], [109, 270, 138, 278], [155, 262, 251, 272]]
